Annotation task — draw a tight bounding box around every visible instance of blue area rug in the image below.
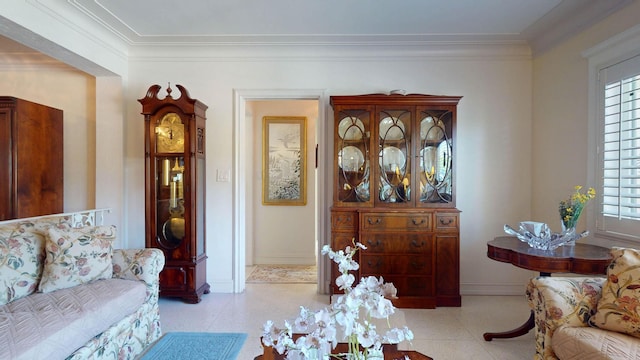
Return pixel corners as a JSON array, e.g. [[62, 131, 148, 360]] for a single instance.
[[141, 332, 248, 360]]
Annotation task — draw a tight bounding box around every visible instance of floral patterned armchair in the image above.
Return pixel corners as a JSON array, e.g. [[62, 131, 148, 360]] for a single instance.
[[526, 276, 605, 360], [526, 247, 640, 359]]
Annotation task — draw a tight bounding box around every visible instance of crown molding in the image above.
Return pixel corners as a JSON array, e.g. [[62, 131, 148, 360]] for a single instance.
[[127, 41, 533, 62], [522, 0, 633, 56]]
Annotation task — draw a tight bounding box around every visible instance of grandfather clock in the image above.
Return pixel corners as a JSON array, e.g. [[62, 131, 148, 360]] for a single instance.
[[139, 84, 210, 303]]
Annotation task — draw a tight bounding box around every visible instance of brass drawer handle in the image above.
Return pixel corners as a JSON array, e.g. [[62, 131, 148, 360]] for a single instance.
[[366, 239, 382, 248], [367, 218, 382, 225], [412, 218, 425, 226], [439, 218, 454, 225], [367, 259, 383, 269], [411, 239, 426, 248]]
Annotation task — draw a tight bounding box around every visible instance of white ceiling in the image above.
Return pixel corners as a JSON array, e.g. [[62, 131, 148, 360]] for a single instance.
[[68, 0, 627, 47], [75, 0, 563, 43], [0, 0, 633, 70]]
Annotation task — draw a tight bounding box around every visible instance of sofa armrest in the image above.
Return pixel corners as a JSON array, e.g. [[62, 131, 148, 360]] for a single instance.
[[526, 276, 606, 360], [112, 248, 165, 302]]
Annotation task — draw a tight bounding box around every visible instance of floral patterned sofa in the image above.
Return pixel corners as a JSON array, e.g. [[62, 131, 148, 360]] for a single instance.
[[526, 247, 640, 360], [0, 210, 165, 360]]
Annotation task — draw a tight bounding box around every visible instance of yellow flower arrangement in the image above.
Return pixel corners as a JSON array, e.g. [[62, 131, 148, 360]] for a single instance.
[[559, 185, 596, 230]]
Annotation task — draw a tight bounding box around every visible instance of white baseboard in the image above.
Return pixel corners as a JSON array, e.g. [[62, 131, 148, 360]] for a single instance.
[[254, 256, 316, 265], [208, 279, 234, 293]]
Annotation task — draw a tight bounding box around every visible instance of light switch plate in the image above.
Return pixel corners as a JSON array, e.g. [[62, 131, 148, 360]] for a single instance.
[[216, 168, 231, 182]]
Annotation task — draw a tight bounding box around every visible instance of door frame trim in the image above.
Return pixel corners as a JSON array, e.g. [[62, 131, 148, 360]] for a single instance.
[[232, 89, 330, 293]]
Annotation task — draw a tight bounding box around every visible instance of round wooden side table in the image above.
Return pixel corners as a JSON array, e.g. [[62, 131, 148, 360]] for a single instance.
[[483, 236, 611, 341]]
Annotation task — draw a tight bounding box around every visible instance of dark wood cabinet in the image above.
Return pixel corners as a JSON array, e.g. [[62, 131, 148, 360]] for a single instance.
[[330, 94, 461, 308], [139, 84, 209, 303], [0, 97, 63, 220]]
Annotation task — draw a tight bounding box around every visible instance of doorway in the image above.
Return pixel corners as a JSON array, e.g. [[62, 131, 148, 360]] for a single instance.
[[246, 100, 316, 268], [232, 89, 330, 294]]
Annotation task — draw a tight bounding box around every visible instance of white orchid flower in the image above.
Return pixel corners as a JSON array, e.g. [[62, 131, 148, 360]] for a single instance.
[[262, 240, 413, 359], [336, 273, 355, 290]]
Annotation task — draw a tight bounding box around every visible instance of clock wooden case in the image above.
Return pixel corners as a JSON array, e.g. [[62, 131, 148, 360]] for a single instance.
[[330, 93, 462, 308], [139, 84, 210, 303]]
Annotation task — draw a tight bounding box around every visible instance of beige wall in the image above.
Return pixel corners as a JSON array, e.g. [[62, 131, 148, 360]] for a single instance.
[[247, 100, 318, 265], [531, 0, 640, 237]]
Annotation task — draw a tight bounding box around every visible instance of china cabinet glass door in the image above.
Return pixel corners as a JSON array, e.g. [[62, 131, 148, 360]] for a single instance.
[[376, 109, 411, 205], [417, 108, 454, 205], [335, 109, 371, 205]]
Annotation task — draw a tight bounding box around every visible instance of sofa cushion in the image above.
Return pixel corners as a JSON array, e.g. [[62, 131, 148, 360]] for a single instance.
[[552, 325, 640, 359], [0, 278, 147, 360], [590, 247, 640, 338], [0, 228, 46, 305], [17, 215, 73, 235], [39, 225, 116, 293]]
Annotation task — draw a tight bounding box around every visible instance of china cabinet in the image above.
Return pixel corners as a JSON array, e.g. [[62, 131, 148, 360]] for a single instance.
[[0, 97, 63, 220], [139, 84, 209, 303], [330, 93, 461, 308]]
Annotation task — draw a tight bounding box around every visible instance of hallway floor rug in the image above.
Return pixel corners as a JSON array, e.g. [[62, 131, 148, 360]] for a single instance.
[[246, 264, 317, 284], [140, 332, 247, 360]]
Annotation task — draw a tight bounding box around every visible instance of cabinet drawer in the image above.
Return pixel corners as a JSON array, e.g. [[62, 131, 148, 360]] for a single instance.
[[332, 210, 358, 231], [360, 233, 433, 254], [382, 276, 435, 297], [360, 254, 433, 275], [332, 232, 358, 251], [360, 213, 432, 232], [435, 213, 459, 231]]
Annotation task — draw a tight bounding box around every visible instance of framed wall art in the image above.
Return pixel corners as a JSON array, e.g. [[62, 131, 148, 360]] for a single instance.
[[262, 116, 307, 205]]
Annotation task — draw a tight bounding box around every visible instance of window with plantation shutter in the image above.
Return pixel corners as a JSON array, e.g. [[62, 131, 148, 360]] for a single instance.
[[598, 54, 640, 240]]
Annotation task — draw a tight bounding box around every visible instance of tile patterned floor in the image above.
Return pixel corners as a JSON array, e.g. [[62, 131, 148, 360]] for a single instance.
[[158, 283, 535, 359]]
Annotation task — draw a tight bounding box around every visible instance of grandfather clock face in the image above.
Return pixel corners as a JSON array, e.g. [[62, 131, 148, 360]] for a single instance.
[[156, 112, 185, 153]]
